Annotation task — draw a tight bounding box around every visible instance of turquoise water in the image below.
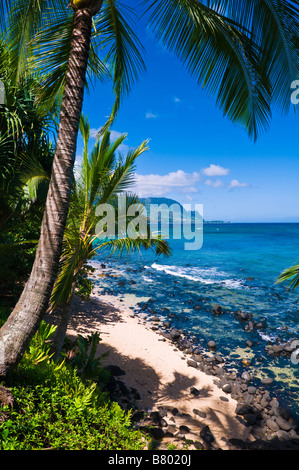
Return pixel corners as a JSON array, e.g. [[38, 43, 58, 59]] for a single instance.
[[93, 223, 299, 416]]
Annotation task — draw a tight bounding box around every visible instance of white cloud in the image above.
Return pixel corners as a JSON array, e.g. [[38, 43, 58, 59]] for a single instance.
[[173, 96, 181, 103], [146, 112, 159, 119], [228, 179, 249, 190], [205, 179, 224, 188], [132, 170, 201, 197], [202, 164, 230, 177]]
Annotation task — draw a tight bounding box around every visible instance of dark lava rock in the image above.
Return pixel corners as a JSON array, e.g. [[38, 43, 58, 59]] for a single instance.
[[200, 425, 215, 445], [150, 411, 162, 425], [190, 387, 200, 396], [170, 329, 181, 341], [179, 425, 190, 434], [150, 427, 165, 440], [212, 304, 223, 316], [222, 383, 232, 393]]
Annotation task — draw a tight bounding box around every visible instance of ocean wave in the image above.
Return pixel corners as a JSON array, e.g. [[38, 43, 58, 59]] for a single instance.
[[149, 263, 244, 289]]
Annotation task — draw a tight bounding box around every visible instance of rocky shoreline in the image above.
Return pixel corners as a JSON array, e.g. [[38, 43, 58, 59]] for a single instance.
[[95, 291, 299, 450], [103, 314, 299, 450]]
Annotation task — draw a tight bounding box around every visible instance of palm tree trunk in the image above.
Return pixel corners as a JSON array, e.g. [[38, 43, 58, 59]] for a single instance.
[[51, 282, 76, 362], [0, 7, 94, 378]]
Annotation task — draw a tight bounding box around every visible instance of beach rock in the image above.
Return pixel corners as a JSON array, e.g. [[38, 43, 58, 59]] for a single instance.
[[170, 329, 181, 341], [212, 304, 223, 316], [272, 344, 284, 354], [187, 360, 198, 369], [222, 383, 232, 393], [266, 419, 279, 432], [244, 321, 255, 332], [179, 425, 190, 434], [200, 426, 215, 445], [275, 417, 293, 432], [207, 340, 216, 350], [193, 409, 207, 419], [193, 441, 205, 450], [150, 427, 164, 440], [118, 280, 126, 286], [247, 386, 257, 395], [234, 310, 252, 321], [246, 340, 254, 348], [261, 377, 274, 386], [241, 372, 251, 382], [190, 387, 200, 396], [150, 316, 160, 322], [166, 425, 177, 436]]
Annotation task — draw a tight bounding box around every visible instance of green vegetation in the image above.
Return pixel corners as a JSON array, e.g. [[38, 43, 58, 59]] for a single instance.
[[0, 321, 144, 450]]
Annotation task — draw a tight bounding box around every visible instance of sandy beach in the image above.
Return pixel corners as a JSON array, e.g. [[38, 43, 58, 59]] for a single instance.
[[63, 282, 255, 450]]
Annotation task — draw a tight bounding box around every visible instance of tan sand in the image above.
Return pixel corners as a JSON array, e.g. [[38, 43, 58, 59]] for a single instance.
[[64, 285, 253, 450]]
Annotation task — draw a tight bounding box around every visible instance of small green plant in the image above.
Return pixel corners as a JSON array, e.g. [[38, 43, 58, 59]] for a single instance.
[[25, 321, 57, 365], [0, 323, 144, 450], [67, 332, 110, 383]]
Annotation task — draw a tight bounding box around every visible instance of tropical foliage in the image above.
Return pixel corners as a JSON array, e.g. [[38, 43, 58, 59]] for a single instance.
[[49, 114, 170, 357]]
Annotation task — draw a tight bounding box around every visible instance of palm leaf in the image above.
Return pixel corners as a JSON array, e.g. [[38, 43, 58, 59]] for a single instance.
[[94, 0, 146, 132], [144, 0, 273, 139], [276, 263, 299, 290], [209, 0, 299, 113]]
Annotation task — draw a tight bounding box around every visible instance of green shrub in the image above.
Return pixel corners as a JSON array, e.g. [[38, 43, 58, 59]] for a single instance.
[[0, 323, 144, 450]]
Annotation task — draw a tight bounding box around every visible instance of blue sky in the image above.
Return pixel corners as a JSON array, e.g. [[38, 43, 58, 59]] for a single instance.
[[79, 7, 299, 223]]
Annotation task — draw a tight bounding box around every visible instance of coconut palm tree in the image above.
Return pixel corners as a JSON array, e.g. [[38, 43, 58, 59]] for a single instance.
[[50, 114, 170, 359], [0, 0, 298, 378]]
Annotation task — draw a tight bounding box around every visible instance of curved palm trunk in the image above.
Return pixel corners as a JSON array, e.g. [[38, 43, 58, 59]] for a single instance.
[[51, 282, 76, 362], [0, 8, 94, 378]]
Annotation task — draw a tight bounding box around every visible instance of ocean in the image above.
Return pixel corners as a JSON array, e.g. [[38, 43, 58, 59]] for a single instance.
[[92, 223, 299, 417]]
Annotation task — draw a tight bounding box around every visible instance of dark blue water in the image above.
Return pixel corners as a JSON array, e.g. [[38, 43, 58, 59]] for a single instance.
[[93, 223, 299, 415]]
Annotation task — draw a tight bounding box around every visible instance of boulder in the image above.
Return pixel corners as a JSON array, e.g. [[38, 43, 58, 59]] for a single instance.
[[212, 304, 223, 316], [207, 340, 216, 350]]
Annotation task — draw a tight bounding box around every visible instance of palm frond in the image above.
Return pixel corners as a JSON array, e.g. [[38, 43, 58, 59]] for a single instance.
[[94, 0, 146, 132], [276, 263, 299, 290], [5, 0, 66, 85], [144, 0, 273, 139], [208, 0, 299, 114]]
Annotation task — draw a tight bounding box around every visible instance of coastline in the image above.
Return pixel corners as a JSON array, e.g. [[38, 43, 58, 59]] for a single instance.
[[60, 264, 299, 450]]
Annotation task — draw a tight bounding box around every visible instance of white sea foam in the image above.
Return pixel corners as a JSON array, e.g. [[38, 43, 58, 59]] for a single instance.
[[150, 263, 244, 289], [257, 331, 278, 343]]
